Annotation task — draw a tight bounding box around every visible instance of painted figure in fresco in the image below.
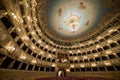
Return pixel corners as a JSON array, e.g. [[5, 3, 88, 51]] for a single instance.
[[58, 8, 62, 16], [86, 20, 89, 26], [79, 2, 86, 9], [58, 27, 63, 30]]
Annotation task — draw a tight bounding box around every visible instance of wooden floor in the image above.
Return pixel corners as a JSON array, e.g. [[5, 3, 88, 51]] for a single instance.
[[0, 69, 120, 80]]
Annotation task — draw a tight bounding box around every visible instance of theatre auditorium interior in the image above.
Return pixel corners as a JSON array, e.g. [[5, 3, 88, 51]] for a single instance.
[[0, 0, 120, 80]]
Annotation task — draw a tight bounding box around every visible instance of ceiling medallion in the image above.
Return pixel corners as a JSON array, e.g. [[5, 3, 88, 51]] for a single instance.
[[43, 0, 115, 43], [65, 15, 81, 33]]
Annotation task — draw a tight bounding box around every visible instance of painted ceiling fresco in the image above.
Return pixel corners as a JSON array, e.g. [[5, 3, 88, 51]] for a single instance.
[[46, 0, 113, 39]]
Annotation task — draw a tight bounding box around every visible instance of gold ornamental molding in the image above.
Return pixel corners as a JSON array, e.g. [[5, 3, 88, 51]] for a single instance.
[[38, 9, 120, 43], [36, 0, 120, 45], [105, 0, 120, 7]]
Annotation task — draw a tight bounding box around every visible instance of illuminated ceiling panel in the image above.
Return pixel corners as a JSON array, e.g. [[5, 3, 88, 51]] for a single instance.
[[45, 0, 113, 39]]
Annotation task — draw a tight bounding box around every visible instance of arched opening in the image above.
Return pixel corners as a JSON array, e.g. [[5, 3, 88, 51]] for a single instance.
[[57, 69, 66, 77]]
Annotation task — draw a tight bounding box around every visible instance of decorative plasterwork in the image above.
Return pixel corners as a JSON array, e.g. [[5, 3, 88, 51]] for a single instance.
[[36, 0, 120, 45]]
